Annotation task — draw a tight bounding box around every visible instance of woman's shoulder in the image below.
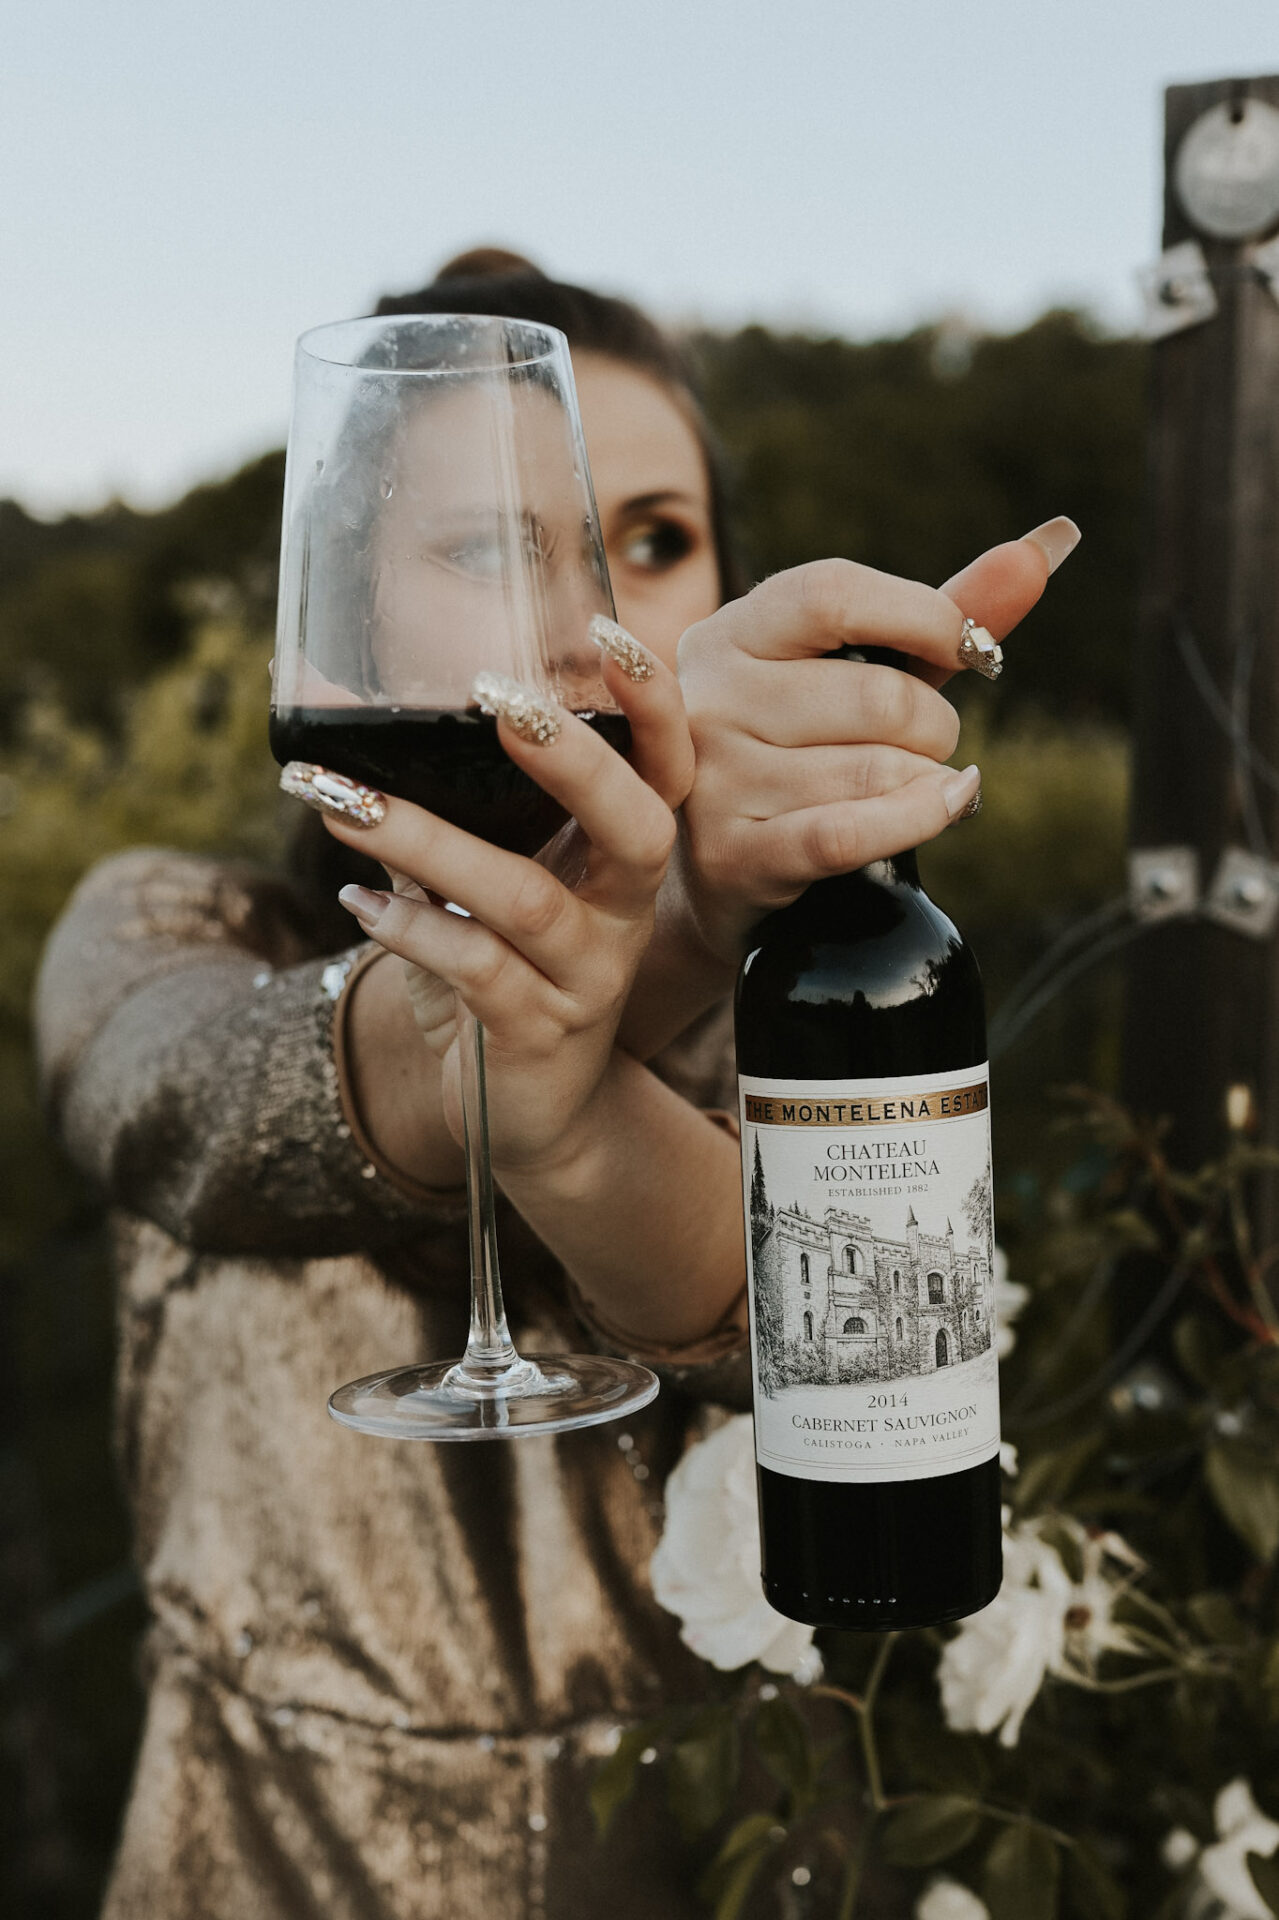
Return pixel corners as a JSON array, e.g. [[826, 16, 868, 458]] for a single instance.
[[52, 845, 327, 970], [36, 846, 330, 1104]]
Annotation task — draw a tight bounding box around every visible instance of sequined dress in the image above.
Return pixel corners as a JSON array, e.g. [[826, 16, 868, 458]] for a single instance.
[[36, 846, 775, 1920]]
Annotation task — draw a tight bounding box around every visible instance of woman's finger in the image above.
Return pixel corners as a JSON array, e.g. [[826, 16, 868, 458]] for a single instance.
[[590, 617, 695, 812], [685, 558, 964, 667], [714, 656, 960, 758], [912, 516, 1082, 690], [720, 764, 982, 908], [682, 520, 1079, 683], [713, 739, 952, 814], [471, 670, 678, 911], [338, 883, 567, 1049]]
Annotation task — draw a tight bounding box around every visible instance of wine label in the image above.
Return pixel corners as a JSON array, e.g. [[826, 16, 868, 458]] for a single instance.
[[738, 1067, 1001, 1484]]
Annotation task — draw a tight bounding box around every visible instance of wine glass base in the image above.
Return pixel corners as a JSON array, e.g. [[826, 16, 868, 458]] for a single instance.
[[327, 1353, 660, 1441]]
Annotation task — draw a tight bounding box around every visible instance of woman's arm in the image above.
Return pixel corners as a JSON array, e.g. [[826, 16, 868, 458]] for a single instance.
[[35, 848, 465, 1257]]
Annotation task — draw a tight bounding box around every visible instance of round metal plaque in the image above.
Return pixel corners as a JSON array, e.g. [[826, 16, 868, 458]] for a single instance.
[[1174, 98, 1279, 241]]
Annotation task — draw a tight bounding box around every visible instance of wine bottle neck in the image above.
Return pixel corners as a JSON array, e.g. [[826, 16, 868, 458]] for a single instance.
[[861, 847, 921, 888]]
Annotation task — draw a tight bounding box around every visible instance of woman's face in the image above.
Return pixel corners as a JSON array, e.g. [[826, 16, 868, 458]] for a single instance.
[[572, 352, 723, 672], [293, 347, 723, 710]]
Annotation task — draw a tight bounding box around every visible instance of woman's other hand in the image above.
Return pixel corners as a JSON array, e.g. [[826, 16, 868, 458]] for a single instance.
[[673, 520, 1079, 965], [315, 636, 691, 1177]]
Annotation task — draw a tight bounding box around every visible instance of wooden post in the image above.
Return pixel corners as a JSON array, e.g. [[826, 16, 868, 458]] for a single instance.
[[1123, 76, 1279, 1249]]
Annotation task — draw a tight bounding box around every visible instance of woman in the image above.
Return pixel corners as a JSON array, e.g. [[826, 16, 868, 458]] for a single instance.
[[36, 250, 1075, 1920]]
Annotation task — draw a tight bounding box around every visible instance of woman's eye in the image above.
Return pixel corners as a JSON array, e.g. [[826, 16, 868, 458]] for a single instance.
[[618, 520, 695, 572], [432, 533, 506, 581]]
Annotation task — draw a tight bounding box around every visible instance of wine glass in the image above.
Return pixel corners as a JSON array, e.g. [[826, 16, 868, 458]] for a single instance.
[[271, 313, 659, 1439]]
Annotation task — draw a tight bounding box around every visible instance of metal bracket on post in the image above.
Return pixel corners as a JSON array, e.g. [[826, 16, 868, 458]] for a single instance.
[[1251, 231, 1279, 309], [1129, 846, 1200, 921], [1138, 241, 1219, 339], [1203, 847, 1279, 938]]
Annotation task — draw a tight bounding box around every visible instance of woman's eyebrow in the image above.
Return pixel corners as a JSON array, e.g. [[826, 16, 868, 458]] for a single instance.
[[618, 489, 703, 513]]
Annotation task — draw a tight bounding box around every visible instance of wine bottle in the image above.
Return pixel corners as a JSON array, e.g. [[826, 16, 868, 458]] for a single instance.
[[735, 744, 1003, 1631]]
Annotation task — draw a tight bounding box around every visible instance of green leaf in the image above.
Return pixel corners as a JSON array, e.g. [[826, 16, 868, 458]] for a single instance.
[[753, 1695, 815, 1804], [668, 1707, 741, 1839], [1173, 1313, 1230, 1389], [590, 1725, 659, 1838], [699, 1815, 783, 1919], [1066, 1841, 1127, 1920], [1263, 1641, 1279, 1721], [1205, 1443, 1279, 1564], [1102, 1207, 1161, 1252], [879, 1795, 982, 1868], [1249, 1852, 1279, 1916], [1186, 1590, 1250, 1648], [982, 1823, 1060, 1920], [1012, 1433, 1102, 1515], [709, 1846, 770, 1920]]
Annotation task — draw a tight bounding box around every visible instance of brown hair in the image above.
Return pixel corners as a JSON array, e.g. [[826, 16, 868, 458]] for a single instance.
[[288, 250, 741, 936], [375, 248, 742, 599]]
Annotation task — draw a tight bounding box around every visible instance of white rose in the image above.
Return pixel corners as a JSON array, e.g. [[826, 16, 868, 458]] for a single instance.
[[938, 1514, 1144, 1746], [1193, 1779, 1279, 1920], [993, 1245, 1029, 1359], [937, 1577, 1063, 1747], [650, 1415, 820, 1679], [916, 1876, 991, 1920]]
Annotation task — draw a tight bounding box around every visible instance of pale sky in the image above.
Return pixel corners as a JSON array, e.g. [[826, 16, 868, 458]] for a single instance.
[[5, 0, 1278, 514]]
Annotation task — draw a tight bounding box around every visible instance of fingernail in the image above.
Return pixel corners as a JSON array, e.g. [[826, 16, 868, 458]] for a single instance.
[[471, 671, 562, 746], [1022, 516, 1081, 575], [957, 618, 1003, 681], [279, 762, 387, 827], [588, 614, 656, 682], [942, 764, 982, 820], [338, 883, 390, 928]]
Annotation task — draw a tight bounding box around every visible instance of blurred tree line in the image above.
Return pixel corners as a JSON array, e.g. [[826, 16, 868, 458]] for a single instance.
[[0, 312, 1141, 1917]]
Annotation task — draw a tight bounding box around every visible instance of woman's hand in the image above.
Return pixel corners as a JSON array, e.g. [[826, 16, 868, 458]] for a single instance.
[[314, 640, 692, 1178], [672, 520, 1079, 966]]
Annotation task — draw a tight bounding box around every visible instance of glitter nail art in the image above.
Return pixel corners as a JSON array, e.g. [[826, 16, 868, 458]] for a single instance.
[[957, 617, 1004, 682], [588, 614, 656, 682], [471, 672, 562, 745], [278, 762, 387, 827], [959, 788, 983, 820]]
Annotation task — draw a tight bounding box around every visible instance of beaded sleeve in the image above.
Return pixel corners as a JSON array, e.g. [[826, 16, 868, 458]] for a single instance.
[[35, 848, 466, 1256]]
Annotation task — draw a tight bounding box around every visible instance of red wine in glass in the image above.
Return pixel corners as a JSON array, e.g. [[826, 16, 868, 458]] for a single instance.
[[269, 705, 631, 857]]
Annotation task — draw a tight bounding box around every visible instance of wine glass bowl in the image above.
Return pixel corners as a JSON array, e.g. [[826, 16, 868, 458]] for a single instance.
[[271, 314, 625, 855], [271, 314, 659, 1438]]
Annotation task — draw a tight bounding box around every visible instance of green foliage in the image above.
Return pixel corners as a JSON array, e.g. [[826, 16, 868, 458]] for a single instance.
[[697, 1815, 782, 1920], [693, 312, 1144, 726], [752, 1693, 816, 1809], [878, 1795, 982, 1867], [589, 1723, 665, 1838], [668, 1704, 741, 1839], [982, 1823, 1061, 1920], [0, 612, 279, 1263], [1065, 1843, 1127, 1920], [1204, 1442, 1279, 1565]]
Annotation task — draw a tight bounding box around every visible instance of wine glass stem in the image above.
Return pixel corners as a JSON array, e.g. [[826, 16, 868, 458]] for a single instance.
[[455, 1002, 524, 1385]]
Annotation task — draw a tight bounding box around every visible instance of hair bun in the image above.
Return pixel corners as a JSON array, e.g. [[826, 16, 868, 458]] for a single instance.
[[433, 247, 546, 284]]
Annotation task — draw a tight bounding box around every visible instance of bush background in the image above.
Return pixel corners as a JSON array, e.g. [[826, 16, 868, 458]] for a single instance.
[[0, 312, 1140, 1917]]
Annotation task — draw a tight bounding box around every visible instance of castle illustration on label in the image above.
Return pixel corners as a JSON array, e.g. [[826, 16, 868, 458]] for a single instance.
[[750, 1192, 994, 1396]]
